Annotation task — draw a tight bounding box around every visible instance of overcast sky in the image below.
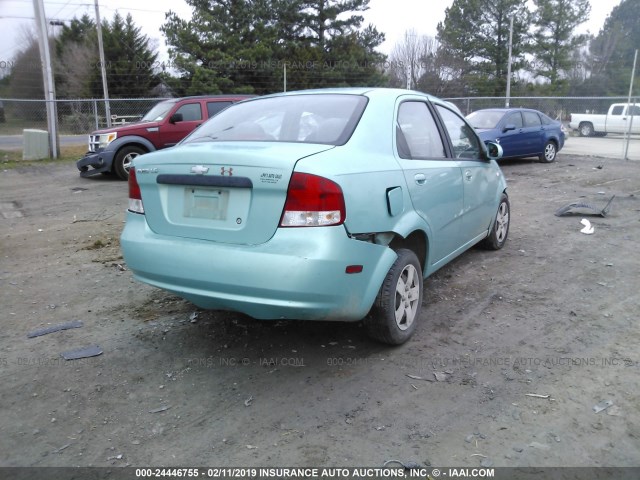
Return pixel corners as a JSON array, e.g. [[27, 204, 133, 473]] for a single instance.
[[0, 0, 622, 72]]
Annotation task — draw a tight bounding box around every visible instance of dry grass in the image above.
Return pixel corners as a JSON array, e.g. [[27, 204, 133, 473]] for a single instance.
[[1, 144, 86, 168]]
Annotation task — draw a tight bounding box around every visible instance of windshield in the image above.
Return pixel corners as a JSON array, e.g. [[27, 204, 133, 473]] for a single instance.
[[466, 110, 505, 129], [183, 94, 368, 145], [141, 100, 177, 122]]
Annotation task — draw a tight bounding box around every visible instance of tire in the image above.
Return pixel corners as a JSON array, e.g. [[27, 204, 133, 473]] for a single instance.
[[579, 123, 594, 137], [114, 145, 145, 180], [364, 248, 423, 345], [539, 141, 557, 163], [481, 193, 510, 250]]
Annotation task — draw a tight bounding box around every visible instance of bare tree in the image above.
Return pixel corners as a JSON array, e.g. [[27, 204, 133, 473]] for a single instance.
[[389, 29, 441, 91], [55, 41, 96, 98]]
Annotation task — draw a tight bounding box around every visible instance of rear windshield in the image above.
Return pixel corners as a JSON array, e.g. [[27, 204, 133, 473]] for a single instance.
[[182, 94, 368, 145]]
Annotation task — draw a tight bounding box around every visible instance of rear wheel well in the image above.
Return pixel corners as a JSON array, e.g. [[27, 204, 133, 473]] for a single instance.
[[389, 231, 427, 271]]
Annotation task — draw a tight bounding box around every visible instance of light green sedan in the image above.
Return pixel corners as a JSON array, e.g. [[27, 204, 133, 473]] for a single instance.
[[121, 88, 508, 345]]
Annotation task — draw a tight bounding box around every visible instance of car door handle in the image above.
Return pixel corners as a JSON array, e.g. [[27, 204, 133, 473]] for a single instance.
[[414, 173, 426, 185]]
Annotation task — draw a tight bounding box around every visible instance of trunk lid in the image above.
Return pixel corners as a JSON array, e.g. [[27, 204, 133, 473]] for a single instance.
[[135, 141, 334, 245]]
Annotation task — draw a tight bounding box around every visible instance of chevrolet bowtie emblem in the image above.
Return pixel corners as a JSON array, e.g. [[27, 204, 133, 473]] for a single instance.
[[190, 166, 209, 174]]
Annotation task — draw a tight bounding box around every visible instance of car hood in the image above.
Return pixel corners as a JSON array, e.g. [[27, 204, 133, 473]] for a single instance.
[[91, 121, 160, 136]]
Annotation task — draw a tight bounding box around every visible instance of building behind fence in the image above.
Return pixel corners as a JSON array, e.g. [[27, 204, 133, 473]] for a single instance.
[[0, 96, 637, 135]]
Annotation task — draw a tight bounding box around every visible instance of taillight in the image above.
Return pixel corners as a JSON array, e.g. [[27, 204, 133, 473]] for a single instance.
[[280, 172, 345, 227], [127, 168, 144, 214]]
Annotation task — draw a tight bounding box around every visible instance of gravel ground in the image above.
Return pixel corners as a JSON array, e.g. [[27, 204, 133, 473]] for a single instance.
[[1, 154, 639, 469]]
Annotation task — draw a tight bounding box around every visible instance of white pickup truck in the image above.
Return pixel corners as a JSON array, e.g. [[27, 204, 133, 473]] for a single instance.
[[569, 103, 640, 137]]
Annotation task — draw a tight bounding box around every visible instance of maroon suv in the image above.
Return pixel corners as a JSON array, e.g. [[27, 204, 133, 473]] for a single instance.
[[76, 95, 253, 180]]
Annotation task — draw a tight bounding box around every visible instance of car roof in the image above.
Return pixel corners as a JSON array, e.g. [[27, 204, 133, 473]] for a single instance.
[[159, 95, 256, 103], [471, 107, 540, 113], [250, 87, 444, 103]]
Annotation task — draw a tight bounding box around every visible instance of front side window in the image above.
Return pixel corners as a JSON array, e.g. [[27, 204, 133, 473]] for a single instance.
[[175, 103, 203, 122], [505, 112, 524, 128], [611, 106, 624, 115], [183, 94, 367, 145], [437, 105, 482, 159], [396, 102, 446, 159]]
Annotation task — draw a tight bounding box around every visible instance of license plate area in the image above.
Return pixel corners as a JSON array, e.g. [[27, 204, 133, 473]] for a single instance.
[[184, 187, 229, 220]]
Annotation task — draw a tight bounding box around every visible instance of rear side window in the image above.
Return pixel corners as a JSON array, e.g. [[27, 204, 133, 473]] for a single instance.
[[206, 101, 232, 117], [540, 113, 555, 125], [396, 102, 446, 159], [175, 103, 203, 121], [523, 111, 541, 127], [629, 105, 640, 116], [183, 94, 368, 145]]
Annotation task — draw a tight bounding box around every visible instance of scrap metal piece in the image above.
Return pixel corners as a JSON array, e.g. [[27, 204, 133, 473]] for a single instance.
[[27, 320, 83, 338], [593, 400, 614, 414], [555, 195, 615, 217], [61, 345, 103, 360]]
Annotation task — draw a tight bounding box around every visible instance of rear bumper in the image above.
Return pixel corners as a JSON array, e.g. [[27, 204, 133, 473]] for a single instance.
[[76, 149, 115, 177], [120, 213, 397, 321]]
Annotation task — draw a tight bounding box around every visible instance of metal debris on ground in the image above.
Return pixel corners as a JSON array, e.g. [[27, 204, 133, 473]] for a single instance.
[[525, 393, 551, 399], [148, 405, 171, 414], [244, 396, 253, 407], [51, 444, 71, 454], [27, 320, 83, 338], [433, 372, 448, 382], [554, 195, 615, 217], [405, 374, 433, 382], [593, 400, 614, 414], [383, 460, 421, 469], [61, 344, 103, 360]]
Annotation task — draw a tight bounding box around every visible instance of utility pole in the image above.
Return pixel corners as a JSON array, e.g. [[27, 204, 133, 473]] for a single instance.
[[33, 0, 59, 158], [94, 0, 111, 128], [623, 49, 637, 161], [505, 16, 514, 108]]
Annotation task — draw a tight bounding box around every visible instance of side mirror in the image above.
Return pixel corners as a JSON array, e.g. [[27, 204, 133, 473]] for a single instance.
[[485, 141, 503, 160], [502, 124, 516, 133], [169, 113, 183, 124]]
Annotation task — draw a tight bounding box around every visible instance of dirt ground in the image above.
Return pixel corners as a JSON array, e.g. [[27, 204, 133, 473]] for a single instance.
[[1, 153, 639, 469]]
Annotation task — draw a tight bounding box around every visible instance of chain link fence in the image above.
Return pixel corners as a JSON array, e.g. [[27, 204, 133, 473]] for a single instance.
[[0, 98, 166, 135], [444, 96, 639, 122], [0, 96, 637, 136]]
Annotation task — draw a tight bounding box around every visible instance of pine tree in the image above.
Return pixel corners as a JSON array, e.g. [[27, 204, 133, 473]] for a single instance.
[[587, 0, 640, 95], [162, 0, 386, 94], [530, 0, 591, 93], [436, 0, 531, 96]]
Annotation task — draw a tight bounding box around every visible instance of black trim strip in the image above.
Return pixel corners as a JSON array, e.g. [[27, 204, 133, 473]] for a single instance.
[[157, 174, 253, 188]]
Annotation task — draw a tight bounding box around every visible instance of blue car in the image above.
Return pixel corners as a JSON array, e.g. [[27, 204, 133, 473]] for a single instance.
[[121, 88, 509, 345], [466, 108, 565, 163]]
